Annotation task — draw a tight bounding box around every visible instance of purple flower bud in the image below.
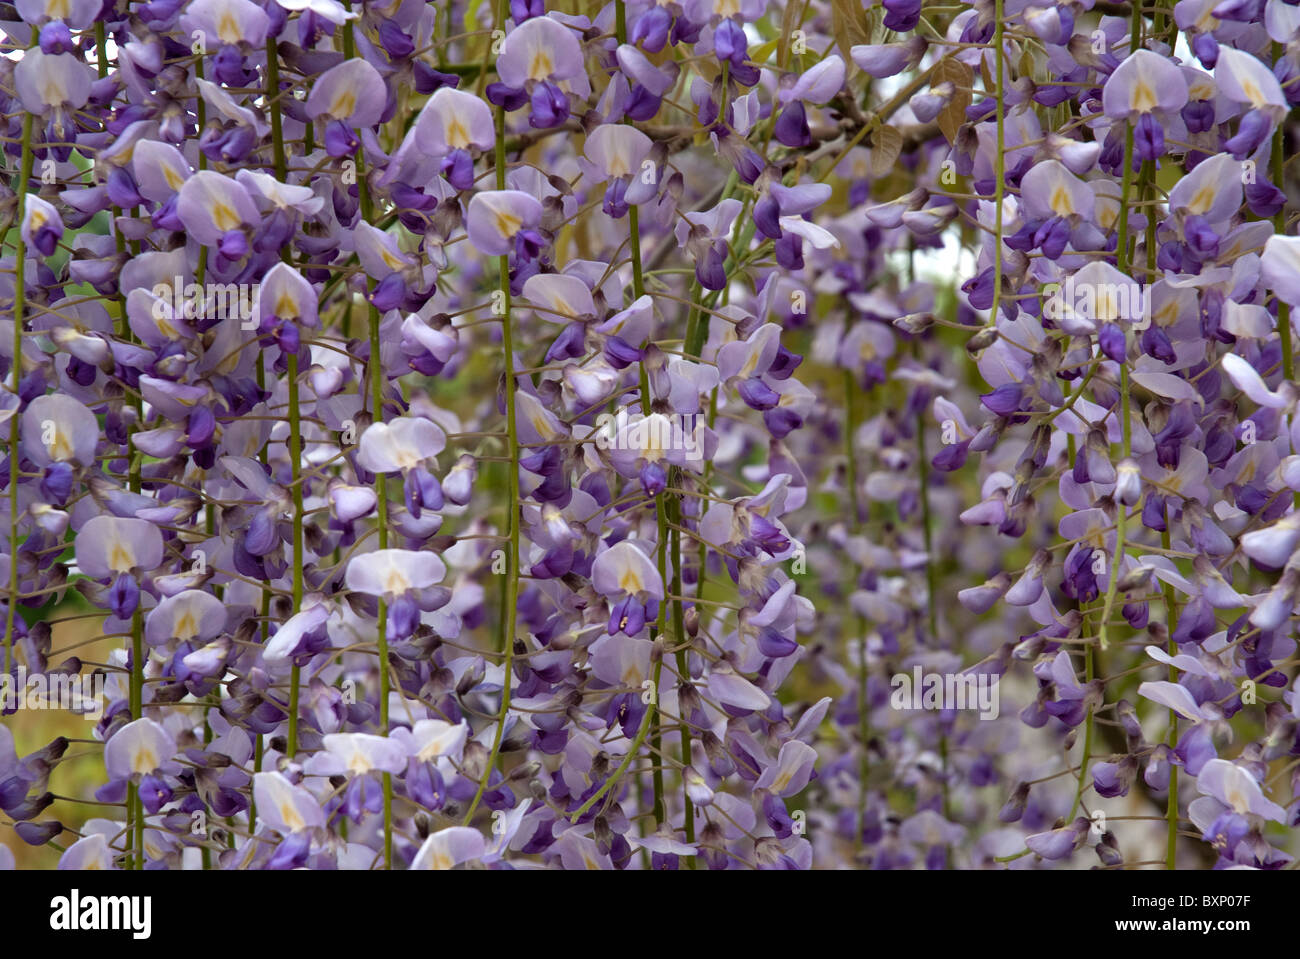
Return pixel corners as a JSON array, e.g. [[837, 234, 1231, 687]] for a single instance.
[[509, 0, 546, 20], [324, 119, 360, 157], [218, 229, 248, 259], [1225, 110, 1274, 160], [486, 83, 529, 111], [608, 596, 647, 637], [639, 461, 666, 497], [604, 335, 643, 369], [713, 18, 747, 66], [109, 572, 140, 619], [773, 100, 811, 147], [378, 19, 415, 58], [529, 81, 570, 129], [40, 462, 74, 505], [882, 0, 922, 31], [38, 21, 75, 55], [738, 377, 780, 411], [631, 5, 672, 52], [980, 382, 1023, 417]]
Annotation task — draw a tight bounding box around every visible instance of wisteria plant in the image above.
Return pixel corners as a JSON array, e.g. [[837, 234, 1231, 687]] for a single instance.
[[1, 0, 1299, 872]]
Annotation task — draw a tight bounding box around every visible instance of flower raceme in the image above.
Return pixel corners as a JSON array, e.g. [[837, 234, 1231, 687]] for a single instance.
[[1, 0, 1299, 876]]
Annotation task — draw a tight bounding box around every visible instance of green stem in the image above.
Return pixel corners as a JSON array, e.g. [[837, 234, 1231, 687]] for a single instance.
[[463, 15, 519, 823], [1074, 32, 1141, 821], [667, 488, 693, 854], [5, 111, 32, 734], [195, 51, 207, 171], [342, 7, 392, 867], [285, 349, 304, 754], [845, 370, 871, 849], [265, 37, 286, 181], [991, 0, 1005, 321], [569, 661, 663, 823], [1273, 42, 1293, 386], [1067, 633, 1094, 823], [1161, 522, 1179, 869]]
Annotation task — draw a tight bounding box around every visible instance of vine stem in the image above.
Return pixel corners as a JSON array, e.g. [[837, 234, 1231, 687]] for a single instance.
[[667, 488, 694, 857], [1273, 42, 1294, 387], [5, 111, 32, 752], [1161, 522, 1179, 869], [627, 0, 667, 833], [844, 369, 871, 852], [1071, 10, 1141, 828], [991, 0, 1006, 321], [339, 6, 392, 867], [271, 17, 311, 852], [1096, 149, 1142, 652], [463, 0, 519, 825], [272, 19, 306, 777], [568, 661, 662, 824]]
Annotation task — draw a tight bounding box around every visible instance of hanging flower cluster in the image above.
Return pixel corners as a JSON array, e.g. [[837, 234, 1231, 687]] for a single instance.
[[0, 0, 1298, 872]]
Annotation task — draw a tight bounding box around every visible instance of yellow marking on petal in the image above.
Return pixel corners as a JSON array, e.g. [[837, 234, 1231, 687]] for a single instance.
[[163, 165, 186, 191], [381, 247, 406, 271], [1188, 184, 1217, 216], [1049, 184, 1075, 217], [276, 290, 300, 319], [618, 567, 644, 594], [133, 746, 159, 776], [347, 752, 372, 774], [605, 152, 631, 178], [528, 48, 555, 80], [217, 10, 241, 44], [715, 0, 740, 16], [1226, 784, 1248, 814], [772, 769, 793, 792], [1098, 290, 1118, 322], [47, 0, 69, 18], [492, 206, 523, 239], [211, 201, 241, 232], [331, 89, 357, 119], [528, 407, 552, 438], [40, 76, 68, 106], [429, 849, 453, 870], [46, 426, 73, 461], [445, 114, 471, 150], [1242, 79, 1264, 108], [109, 542, 135, 573], [174, 609, 198, 642], [384, 567, 411, 595], [30, 208, 47, 230], [279, 800, 305, 832], [1131, 80, 1158, 113]]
